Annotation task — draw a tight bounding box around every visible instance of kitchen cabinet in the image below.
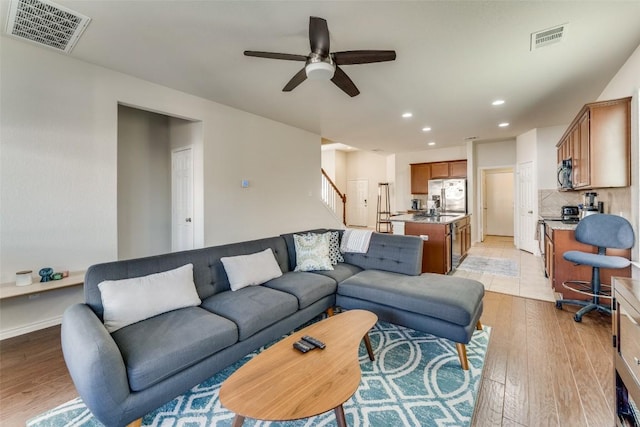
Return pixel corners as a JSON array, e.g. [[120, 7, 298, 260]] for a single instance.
[[573, 112, 590, 188], [405, 221, 452, 275], [545, 224, 631, 300], [410, 163, 431, 194], [557, 96, 630, 190], [430, 162, 450, 178], [613, 277, 640, 426], [452, 216, 471, 269], [449, 160, 467, 178], [410, 160, 467, 194]]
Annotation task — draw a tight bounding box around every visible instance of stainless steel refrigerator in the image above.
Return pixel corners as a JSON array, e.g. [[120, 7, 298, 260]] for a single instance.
[[427, 178, 467, 213]]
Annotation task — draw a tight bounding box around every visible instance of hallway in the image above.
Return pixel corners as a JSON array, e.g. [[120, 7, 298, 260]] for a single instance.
[[453, 235, 555, 302]]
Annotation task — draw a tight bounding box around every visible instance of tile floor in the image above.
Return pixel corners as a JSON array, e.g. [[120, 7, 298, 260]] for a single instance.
[[452, 235, 555, 302]]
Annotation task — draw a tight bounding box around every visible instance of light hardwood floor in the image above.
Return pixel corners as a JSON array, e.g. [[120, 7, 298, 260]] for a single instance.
[[0, 237, 613, 426]]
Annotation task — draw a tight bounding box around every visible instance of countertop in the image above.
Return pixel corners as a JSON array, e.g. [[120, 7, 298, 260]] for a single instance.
[[390, 213, 469, 224], [539, 216, 579, 231]]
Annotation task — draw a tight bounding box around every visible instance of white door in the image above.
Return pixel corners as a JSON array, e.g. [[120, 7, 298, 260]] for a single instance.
[[485, 171, 514, 236], [172, 147, 194, 251], [347, 179, 368, 227], [517, 161, 537, 253]]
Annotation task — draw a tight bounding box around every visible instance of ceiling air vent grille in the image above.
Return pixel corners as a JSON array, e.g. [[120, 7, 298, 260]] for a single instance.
[[530, 24, 567, 51], [5, 0, 91, 53]]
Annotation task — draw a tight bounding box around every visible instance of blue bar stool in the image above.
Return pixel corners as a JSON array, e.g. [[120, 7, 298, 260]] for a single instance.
[[555, 214, 634, 322]]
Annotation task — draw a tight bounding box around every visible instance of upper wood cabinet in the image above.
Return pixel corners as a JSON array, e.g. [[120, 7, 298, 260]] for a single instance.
[[449, 161, 467, 178], [411, 160, 467, 194], [410, 163, 431, 194], [557, 97, 630, 190], [430, 162, 449, 178]]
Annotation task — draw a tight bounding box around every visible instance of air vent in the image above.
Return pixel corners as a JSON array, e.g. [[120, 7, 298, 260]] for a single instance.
[[5, 0, 91, 53], [530, 24, 567, 51]]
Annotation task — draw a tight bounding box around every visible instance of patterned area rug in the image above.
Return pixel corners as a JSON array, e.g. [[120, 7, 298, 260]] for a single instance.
[[28, 322, 490, 427], [457, 255, 519, 277]]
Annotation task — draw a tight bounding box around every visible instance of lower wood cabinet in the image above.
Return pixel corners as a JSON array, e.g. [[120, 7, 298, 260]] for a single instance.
[[405, 222, 452, 275], [546, 225, 631, 300], [613, 277, 640, 426]]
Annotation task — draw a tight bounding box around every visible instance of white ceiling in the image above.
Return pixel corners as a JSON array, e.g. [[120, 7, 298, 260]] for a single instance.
[[4, 0, 640, 153]]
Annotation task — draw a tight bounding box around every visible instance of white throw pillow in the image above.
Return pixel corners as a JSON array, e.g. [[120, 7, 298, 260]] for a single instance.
[[220, 248, 283, 291], [294, 233, 334, 271], [98, 263, 201, 333]]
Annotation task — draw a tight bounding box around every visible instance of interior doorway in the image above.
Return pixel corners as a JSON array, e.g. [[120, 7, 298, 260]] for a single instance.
[[117, 104, 203, 260], [480, 167, 514, 241], [172, 147, 194, 252], [347, 179, 368, 227]]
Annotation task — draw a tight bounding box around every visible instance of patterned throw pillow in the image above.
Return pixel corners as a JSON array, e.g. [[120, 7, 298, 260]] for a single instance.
[[328, 231, 344, 265], [293, 233, 334, 271]]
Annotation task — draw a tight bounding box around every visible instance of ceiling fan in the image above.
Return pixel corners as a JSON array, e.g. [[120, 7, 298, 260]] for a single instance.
[[244, 16, 396, 97]]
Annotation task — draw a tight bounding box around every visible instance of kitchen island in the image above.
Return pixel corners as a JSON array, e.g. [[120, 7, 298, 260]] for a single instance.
[[391, 213, 471, 274]]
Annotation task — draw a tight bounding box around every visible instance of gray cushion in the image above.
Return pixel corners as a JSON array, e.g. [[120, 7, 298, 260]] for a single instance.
[[200, 286, 298, 340], [563, 250, 631, 269], [111, 307, 238, 392], [311, 263, 363, 283], [342, 233, 423, 276], [338, 270, 484, 327], [263, 271, 337, 309]]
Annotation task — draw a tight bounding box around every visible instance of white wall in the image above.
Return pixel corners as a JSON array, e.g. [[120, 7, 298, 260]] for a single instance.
[[0, 38, 339, 338], [598, 43, 640, 275], [536, 125, 566, 189]]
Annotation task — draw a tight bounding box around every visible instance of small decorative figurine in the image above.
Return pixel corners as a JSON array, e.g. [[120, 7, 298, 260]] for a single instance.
[[39, 267, 53, 282]]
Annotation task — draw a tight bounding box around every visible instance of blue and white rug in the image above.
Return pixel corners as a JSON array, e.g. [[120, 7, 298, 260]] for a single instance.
[[28, 322, 490, 427], [457, 255, 518, 277]]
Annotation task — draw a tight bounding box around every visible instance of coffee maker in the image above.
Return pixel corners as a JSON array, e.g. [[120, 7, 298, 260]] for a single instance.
[[580, 192, 601, 218], [411, 199, 421, 210]]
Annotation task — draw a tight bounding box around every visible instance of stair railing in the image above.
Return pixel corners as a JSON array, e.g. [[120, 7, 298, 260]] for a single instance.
[[321, 168, 347, 225]]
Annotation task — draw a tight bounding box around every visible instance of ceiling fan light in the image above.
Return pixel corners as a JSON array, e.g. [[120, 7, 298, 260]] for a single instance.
[[305, 62, 335, 80]]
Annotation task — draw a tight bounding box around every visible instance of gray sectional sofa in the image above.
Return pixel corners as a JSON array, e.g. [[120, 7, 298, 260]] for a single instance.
[[61, 229, 484, 427]]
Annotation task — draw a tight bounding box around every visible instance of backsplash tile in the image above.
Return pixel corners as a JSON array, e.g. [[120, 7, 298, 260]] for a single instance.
[[539, 188, 631, 218]]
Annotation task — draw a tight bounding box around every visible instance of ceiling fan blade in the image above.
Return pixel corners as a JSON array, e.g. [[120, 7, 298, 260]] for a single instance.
[[331, 66, 360, 97], [283, 68, 308, 92], [309, 16, 330, 57], [332, 50, 397, 65], [244, 51, 308, 61]]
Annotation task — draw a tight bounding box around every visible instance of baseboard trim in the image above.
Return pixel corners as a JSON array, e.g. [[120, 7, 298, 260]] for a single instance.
[[0, 316, 62, 341]]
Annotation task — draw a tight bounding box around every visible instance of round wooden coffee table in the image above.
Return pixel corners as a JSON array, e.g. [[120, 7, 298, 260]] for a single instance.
[[219, 309, 377, 427]]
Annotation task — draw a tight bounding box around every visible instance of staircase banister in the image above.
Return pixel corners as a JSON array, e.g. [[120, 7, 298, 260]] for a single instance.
[[321, 168, 346, 202]]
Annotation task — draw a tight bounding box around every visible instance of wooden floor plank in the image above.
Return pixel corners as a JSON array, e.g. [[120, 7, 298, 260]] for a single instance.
[[554, 305, 613, 426], [524, 299, 561, 426], [502, 296, 529, 425], [480, 292, 511, 385], [472, 378, 504, 426]]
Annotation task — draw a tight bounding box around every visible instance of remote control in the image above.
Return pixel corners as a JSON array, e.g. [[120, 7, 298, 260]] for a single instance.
[[302, 335, 326, 349], [293, 341, 312, 353]]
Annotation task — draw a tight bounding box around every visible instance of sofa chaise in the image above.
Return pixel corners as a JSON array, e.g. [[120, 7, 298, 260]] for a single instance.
[[61, 229, 484, 427]]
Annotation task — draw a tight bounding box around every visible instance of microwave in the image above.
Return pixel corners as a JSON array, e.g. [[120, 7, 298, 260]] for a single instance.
[[557, 158, 573, 189]]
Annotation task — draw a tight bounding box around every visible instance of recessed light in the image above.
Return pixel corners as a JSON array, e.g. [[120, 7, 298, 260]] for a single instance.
[[427, 141, 436, 146], [402, 112, 413, 118], [422, 127, 432, 132], [492, 100, 505, 106], [498, 122, 510, 127]]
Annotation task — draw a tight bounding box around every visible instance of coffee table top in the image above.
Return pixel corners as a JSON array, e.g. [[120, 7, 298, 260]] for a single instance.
[[219, 309, 377, 421]]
